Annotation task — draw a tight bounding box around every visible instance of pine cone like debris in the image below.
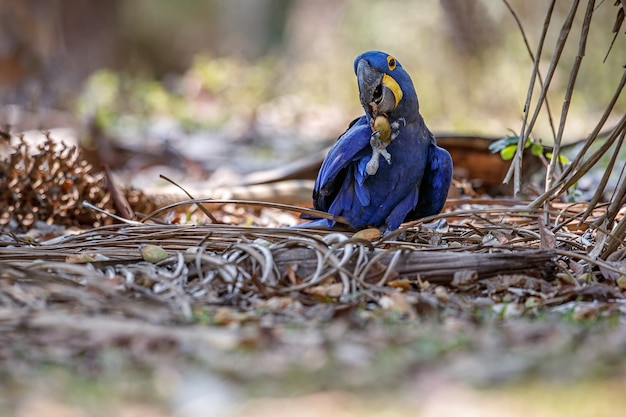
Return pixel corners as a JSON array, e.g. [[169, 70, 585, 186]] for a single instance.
[[0, 133, 114, 229]]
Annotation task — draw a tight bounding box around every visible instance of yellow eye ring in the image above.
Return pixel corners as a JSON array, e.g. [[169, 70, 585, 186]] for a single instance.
[[387, 56, 397, 70]]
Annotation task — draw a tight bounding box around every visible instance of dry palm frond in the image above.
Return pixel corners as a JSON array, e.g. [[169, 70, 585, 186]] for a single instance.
[[0, 199, 623, 321]]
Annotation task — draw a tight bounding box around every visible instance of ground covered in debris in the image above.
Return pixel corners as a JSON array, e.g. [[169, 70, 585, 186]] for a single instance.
[[2, 1, 626, 413], [1, 136, 626, 416]]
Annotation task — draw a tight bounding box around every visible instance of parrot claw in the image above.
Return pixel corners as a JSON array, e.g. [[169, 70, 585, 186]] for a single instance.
[[389, 117, 405, 141], [390, 118, 406, 130], [367, 113, 405, 175], [366, 134, 393, 175], [380, 148, 392, 164]]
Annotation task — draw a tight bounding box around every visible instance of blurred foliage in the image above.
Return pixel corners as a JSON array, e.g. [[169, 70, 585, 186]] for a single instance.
[[187, 54, 278, 123], [2, 0, 624, 140], [489, 135, 547, 161], [78, 70, 192, 142], [77, 56, 288, 144]]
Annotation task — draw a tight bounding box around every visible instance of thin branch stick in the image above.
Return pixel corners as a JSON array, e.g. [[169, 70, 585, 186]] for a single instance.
[[140, 197, 351, 227], [597, 138, 626, 257], [532, 113, 626, 211], [602, 210, 626, 259], [519, 0, 580, 165], [559, 71, 626, 178], [81, 201, 143, 226], [580, 131, 625, 223], [543, 0, 595, 222], [601, 142, 626, 228], [504, 0, 557, 193], [558, 116, 626, 194], [530, 70, 626, 209], [159, 174, 220, 224], [502, 0, 558, 140]]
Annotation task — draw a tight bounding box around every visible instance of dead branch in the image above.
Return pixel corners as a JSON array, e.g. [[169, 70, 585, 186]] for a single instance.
[[273, 247, 558, 284]]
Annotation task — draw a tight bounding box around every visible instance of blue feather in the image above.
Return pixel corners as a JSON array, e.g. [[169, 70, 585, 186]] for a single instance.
[[301, 51, 452, 231]]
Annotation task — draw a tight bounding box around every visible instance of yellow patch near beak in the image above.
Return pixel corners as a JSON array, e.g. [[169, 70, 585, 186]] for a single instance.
[[382, 74, 403, 108]]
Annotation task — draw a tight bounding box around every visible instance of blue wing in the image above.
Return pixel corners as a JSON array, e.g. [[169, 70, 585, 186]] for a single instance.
[[407, 140, 453, 220], [313, 116, 372, 213]]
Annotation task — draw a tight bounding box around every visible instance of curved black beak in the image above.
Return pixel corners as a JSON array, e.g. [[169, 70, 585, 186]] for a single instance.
[[356, 59, 399, 118]]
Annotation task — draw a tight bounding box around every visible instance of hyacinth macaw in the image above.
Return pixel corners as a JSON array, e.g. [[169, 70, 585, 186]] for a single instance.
[[305, 51, 452, 231]]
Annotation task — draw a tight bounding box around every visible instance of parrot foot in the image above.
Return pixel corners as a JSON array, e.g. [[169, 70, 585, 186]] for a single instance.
[[366, 134, 392, 175], [367, 114, 402, 176], [365, 157, 379, 176], [390, 118, 406, 130], [380, 147, 392, 164], [390, 118, 406, 141]]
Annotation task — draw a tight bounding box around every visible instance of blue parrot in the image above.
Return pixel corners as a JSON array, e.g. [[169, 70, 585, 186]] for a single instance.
[[305, 51, 452, 231]]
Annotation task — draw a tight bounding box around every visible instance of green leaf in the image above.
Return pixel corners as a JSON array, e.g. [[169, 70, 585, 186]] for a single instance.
[[531, 143, 544, 156], [500, 145, 517, 161], [523, 137, 533, 148], [489, 136, 520, 153], [546, 152, 571, 165]]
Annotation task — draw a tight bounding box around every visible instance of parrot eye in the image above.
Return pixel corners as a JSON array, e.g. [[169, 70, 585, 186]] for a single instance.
[[387, 56, 397, 70]]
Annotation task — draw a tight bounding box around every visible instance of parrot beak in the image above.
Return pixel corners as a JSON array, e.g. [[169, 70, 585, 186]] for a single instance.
[[356, 59, 402, 118]]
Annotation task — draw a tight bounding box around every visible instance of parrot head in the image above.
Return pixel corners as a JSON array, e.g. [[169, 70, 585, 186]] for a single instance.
[[353, 51, 419, 122]]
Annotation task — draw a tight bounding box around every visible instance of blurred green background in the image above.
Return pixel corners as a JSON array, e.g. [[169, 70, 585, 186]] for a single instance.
[[1, 0, 624, 143]]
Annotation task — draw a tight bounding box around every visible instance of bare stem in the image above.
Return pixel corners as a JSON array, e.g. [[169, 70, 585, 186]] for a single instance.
[[546, 0, 595, 195], [502, 0, 558, 140], [503, 0, 557, 195], [530, 69, 626, 209]]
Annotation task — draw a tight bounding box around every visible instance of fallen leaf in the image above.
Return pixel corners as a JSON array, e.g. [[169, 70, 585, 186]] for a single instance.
[[387, 279, 412, 291], [353, 228, 382, 241], [212, 308, 247, 326], [260, 296, 297, 310], [434, 286, 450, 303], [379, 292, 412, 313], [451, 270, 478, 290], [66, 253, 110, 263], [140, 244, 169, 263], [305, 283, 343, 299]]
